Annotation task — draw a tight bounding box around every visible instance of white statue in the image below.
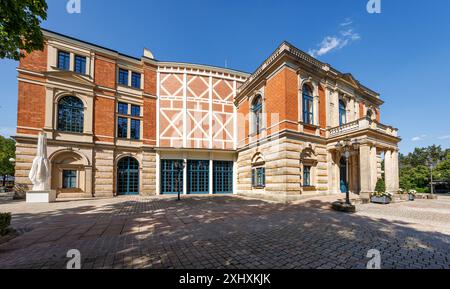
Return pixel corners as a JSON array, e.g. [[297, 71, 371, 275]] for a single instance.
[[28, 133, 51, 191]]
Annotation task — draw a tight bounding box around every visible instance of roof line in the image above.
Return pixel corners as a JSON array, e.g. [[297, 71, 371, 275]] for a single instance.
[[42, 28, 249, 76]]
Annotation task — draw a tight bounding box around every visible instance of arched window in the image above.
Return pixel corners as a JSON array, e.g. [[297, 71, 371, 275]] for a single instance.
[[117, 157, 140, 195], [252, 153, 266, 189], [58, 96, 84, 133], [339, 100, 347, 126], [302, 84, 314, 125], [252, 95, 263, 134]]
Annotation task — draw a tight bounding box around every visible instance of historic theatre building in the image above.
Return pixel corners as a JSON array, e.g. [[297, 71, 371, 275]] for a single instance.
[[14, 30, 400, 202]]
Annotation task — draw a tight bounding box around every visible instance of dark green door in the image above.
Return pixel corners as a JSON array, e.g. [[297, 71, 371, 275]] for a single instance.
[[187, 160, 209, 194], [117, 157, 139, 195], [161, 160, 183, 195], [213, 161, 233, 194]]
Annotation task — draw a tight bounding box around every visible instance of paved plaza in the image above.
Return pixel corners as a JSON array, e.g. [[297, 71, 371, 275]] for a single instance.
[[0, 195, 449, 269]]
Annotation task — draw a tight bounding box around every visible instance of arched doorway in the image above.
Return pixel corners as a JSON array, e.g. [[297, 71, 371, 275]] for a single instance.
[[340, 157, 348, 193], [117, 157, 140, 195]]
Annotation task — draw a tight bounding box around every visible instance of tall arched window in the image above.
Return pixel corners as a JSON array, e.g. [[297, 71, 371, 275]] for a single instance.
[[302, 84, 314, 125], [252, 95, 263, 135], [58, 96, 84, 133], [339, 100, 347, 126]]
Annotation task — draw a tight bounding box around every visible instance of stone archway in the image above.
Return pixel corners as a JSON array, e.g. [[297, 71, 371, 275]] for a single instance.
[[50, 150, 92, 198]]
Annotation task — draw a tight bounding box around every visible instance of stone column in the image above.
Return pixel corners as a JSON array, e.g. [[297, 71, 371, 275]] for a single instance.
[[209, 157, 214, 195], [359, 144, 375, 196], [85, 166, 93, 197], [392, 150, 400, 192], [370, 146, 378, 191], [332, 90, 339, 127], [328, 151, 340, 194], [384, 150, 393, 192], [349, 98, 355, 122]]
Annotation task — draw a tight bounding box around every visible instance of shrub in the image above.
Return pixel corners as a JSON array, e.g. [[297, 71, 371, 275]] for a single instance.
[[0, 213, 12, 236], [375, 178, 386, 194]]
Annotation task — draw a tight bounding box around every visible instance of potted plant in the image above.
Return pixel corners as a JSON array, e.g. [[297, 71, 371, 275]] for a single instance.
[[371, 191, 393, 204], [408, 190, 417, 201], [371, 179, 392, 204], [397, 188, 409, 201]]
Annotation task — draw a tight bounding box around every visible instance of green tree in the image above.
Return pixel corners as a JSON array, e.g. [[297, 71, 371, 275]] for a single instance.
[[0, 0, 48, 60], [375, 178, 386, 193], [399, 145, 450, 192], [0, 136, 15, 186]]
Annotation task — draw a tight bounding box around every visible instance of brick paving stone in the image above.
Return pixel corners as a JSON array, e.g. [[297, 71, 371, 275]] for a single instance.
[[0, 195, 449, 269]]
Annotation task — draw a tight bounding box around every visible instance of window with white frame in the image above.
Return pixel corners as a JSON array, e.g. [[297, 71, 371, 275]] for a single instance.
[[56, 50, 88, 75], [117, 68, 142, 89], [117, 102, 141, 140], [251, 94, 263, 135], [302, 84, 314, 125]]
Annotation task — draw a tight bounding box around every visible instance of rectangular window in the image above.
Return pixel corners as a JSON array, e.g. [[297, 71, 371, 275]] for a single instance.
[[118, 102, 128, 115], [303, 166, 311, 187], [131, 72, 141, 89], [57, 51, 70, 71], [118, 69, 129, 86], [63, 170, 77, 189], [252, 167, 265, 188], [117, 117, 128, 138], [74, 55, 86, 74], [131, 105, 140, 117], [130, 119, 140, 140]]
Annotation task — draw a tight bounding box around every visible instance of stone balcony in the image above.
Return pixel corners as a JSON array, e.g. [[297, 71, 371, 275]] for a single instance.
[[327, 117, 399, 139]]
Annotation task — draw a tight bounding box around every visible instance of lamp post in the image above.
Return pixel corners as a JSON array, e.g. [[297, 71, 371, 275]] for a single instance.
[[335, 139, 360, 205], [174, 160, 186, 201], [427, 158, 437, 195]]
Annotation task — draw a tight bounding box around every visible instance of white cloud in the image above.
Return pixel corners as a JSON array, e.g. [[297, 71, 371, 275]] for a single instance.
[[309, 37, 348, 57], [0, 127, 15, 138], [340, 18, 353, 27], [437, 135, 450, 140], [309, 19, 361, 58], [412, 135, 427, 142], [340, 29, 361, 41]]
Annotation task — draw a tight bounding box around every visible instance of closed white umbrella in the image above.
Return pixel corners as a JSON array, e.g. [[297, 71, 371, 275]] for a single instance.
[[28, 133, 51, 191]]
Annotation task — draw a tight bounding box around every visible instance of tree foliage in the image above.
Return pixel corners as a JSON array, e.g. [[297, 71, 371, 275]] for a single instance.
[[375, 178, 386, 193], [399, 145, 450, 192], [0, 135, 15, 178], [0, 0, 48, 60]]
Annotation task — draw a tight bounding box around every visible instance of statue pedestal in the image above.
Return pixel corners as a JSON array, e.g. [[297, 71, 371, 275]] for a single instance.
[[26, 191, 56, 203]]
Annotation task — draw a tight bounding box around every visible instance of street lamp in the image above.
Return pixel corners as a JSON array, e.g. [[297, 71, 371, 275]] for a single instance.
[[427, 158, 438, 195], [335, 139, 360, 205], [174, 160, 186, 201]]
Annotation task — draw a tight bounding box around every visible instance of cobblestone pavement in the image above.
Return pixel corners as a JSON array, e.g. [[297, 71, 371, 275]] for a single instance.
[[0, 195, 449, 269]]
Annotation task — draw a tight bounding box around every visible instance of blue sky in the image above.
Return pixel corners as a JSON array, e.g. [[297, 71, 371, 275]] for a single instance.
[[1, 0, 449, 153]]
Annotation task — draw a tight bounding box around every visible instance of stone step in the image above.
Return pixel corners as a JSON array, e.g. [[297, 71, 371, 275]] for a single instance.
[[0, 192, 14, 201], [57, 192, 92, 199]]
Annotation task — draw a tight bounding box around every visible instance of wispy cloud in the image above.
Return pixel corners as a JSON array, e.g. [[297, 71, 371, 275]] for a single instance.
[[412, 135, 427, 142], [340, 18, 353, 27], [309, 18, 361, 57], [437, 135, 450, 140], [0, 127, 15, 138]]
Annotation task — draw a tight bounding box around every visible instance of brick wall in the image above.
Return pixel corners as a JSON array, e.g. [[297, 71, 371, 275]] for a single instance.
[[143, 97, 156, 146], [17, 81, 46, 135], [94, 94, 115, 143], [265, 67, 298, 133], [94, 56, 116, 88], [19, 44, 48, 72]]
